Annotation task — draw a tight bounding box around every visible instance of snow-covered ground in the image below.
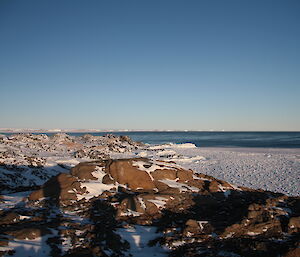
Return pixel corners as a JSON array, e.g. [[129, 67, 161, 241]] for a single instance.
[[133, 144, 300, 196], [1, 235, 52, 257]]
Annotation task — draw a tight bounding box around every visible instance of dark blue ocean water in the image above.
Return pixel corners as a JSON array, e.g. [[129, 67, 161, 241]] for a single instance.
[[4, 131, 299, 148]]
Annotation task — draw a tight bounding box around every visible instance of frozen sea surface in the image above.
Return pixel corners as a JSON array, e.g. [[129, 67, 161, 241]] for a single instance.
[[133, 145, 300, 196]]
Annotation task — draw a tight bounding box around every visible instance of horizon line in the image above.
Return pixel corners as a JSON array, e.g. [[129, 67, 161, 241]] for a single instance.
[[0, 128, 300, 133]]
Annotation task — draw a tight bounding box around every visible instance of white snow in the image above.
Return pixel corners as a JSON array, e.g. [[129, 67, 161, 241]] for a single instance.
[[120, 210, 142, 217], [247, 231, 261, 236], [76, 166, 115, 200], [138, 151, 148, 157], [137, 197, 147, 210], [145, 145, 300, 196], [3, 235, 52, 257], [148, 143, 196, 150], [19, 215, 31, 220], [171, 240, 186, 247], [132, 160, 181, 181], [78, 181, 115, 200], [169, 143, 197, 149], [117, 225, 168, 257], [169, 155, 206, 163], [90, 166, 106, 180], [147, 197, 168, 209], [132, 160, 172, 173], [159, 179, 200, 193], [197, 221, 209, 230], [157, 150, 177, 156]]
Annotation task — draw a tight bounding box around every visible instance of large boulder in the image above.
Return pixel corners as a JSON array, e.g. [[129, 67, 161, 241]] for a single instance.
[[107, 159, 156, 191], [28, 173, 83, 201], [71, 161, 106, 180]]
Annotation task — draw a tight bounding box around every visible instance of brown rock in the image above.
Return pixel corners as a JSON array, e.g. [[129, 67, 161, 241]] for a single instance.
[[71, 161, 104, 180], [153, 180, 180, 194], [186, 179, 206, 191], [108, 159, 155, 191], [142, 194, 171, 215], [29, 173, 81, 201], [222, 218, 283, 239], [102, 174, 115, 184], [151, 169, 177, 181], [177, 169, 193, 182], [117, 194, 171, 220], [208, 180, 221, 192], [208, 179, 234, 193], [183, 219, 200, 235], [63, 141, 83, 149], [183, 219, 214, 236], [288, 217, 300, 233], [0, 212, 20, 225], [255, 219, 282, 236]]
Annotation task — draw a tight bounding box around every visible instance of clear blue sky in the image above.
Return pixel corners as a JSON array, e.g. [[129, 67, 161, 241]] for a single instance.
[[0, 0, 299, 131]]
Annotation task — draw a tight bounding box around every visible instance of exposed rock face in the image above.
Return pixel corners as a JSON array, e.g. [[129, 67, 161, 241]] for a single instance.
[[1, 158, 299, 257]]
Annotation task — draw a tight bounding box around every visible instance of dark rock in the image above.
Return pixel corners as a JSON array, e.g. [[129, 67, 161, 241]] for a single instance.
[[7, 227, 51, 240], [29, 173, 82, 201], [288, 216, 300, 233]]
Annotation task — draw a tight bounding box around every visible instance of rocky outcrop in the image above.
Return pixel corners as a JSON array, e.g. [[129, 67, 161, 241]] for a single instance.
[[28, 158, 240, 203], [0, 133, 142, 193], [1, 158, 299, 257]]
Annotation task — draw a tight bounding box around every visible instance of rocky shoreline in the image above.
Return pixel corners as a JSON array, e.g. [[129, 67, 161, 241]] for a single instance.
[[0, 134, 299, 257], [0, 133, 141, 193]]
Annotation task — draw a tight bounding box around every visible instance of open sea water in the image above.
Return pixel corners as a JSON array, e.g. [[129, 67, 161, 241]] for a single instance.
[[55, 132, 299, 148], [3, 132, 300, 148]]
